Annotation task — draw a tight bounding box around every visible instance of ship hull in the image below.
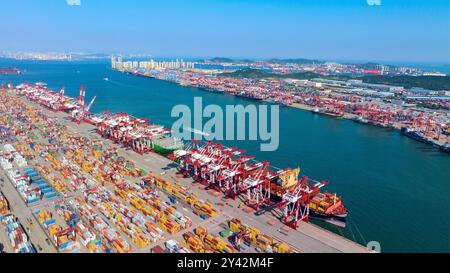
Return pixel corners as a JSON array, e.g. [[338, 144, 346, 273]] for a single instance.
[[368, 121, 393, 129], [401, 128, 434, 145], [153, 143, 183, 155], [440, 145, 450, 154], [309, 210, 347, 228], [353, 118, 369, 124], [313, 110, 344, 118]]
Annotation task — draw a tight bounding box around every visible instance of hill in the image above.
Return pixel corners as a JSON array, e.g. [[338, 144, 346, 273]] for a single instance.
[[219, 69, 450, 91]]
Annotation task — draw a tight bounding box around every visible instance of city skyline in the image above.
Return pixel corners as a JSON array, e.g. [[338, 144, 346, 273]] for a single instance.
[[0, 0, 449, 62]]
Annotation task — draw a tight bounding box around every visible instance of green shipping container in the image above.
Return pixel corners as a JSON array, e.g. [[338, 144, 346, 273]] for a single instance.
[[219, 230, 232, 237]]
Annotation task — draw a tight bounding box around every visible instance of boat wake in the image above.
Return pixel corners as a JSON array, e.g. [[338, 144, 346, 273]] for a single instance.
[[105, 78, 148, 91], [184, 127, 210, 137]]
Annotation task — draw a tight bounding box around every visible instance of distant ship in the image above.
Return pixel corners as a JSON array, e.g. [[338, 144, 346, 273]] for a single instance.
[[0, 67, 22, 75], [103, 77, 109, 81]]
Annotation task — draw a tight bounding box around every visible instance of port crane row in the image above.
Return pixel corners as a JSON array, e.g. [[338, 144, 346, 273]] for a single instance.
[[174, 141, 329, 228], [14, 83, 337, 228]]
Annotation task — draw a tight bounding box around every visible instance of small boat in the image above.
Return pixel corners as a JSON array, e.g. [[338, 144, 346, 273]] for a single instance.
[[103, 77, 109, 81]]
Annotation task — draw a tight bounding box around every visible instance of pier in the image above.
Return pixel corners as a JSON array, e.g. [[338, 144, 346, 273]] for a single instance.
[[4, 92, 368, 253]]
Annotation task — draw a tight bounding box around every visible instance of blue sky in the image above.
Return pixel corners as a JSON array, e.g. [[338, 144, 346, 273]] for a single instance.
[[0, 0, 449, 62]]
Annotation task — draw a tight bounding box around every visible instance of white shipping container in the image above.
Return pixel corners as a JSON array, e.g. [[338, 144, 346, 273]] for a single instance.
[[3, 144, 16, 153]]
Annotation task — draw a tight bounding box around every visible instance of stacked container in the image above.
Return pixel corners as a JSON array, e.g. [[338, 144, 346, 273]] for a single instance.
[[0, 156, 13, 170], [165, 239, 190, 253], [228, 218, 293, 253], [69, 197, 129, 253], [2, 215, 36, 253], [7, 169, 41, 204], [0, 192, 10, 218]]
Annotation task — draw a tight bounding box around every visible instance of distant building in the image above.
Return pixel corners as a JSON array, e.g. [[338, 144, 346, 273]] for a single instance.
[[409, 87, 436, 95], [313, 78, 345, 86], [346, 80, 403, 93], [111, 55, 116, 69], [423, 72, 447, 77], [347, 79, 363, 85], [111, 55, 196, 71]]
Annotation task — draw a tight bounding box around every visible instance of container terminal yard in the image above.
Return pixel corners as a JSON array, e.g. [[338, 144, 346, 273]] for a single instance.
[[111, 57, 450, 153], [0, 83, 369, 253]]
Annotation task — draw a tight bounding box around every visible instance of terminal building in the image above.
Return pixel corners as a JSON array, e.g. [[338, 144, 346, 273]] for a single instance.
[[111, 55, 195, 71]]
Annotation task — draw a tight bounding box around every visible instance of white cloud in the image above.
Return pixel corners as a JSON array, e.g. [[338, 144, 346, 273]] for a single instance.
[[367, 0, 381, 6], [66, 0, 81, 6]]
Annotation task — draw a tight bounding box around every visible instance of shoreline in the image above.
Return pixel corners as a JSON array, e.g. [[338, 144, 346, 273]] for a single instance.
[[117, 69, 448, 150], [2, 90, 369, 253]]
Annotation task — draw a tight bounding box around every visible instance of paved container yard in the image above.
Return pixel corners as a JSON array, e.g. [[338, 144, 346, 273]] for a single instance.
[[0, 94, 369, 253]]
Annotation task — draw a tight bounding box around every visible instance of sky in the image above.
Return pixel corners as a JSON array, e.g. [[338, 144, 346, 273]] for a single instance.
[[0, 0, 449, 62]]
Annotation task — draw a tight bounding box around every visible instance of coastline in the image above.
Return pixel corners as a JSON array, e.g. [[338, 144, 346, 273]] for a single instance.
[[1, 88, 369, 253], [290, 102, 447, 146], [117, 69, 449, 149]]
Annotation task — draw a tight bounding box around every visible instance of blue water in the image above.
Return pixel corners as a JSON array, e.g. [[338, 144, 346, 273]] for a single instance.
[[1, 59, 450, 252]]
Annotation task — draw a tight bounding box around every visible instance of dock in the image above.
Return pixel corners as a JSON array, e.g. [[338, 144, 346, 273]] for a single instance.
[[0, 90, 369, 253]]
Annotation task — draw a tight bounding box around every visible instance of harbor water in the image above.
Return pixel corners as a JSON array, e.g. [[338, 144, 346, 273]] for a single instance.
[[1, 59, 449, 252]]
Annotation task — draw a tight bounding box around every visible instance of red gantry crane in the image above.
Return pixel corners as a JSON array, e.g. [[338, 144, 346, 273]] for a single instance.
[[237, 161, 271, 210], [277, 176, 327, 229]]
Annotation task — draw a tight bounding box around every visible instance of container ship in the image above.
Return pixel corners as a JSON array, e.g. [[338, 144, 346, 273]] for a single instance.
[[307, 193, 347, 227], [353, 115, 369, 124], [87, 111, 183, 155], [312, 106, 345, 118], [152, 135, 184, 155], [14, 83, 80, 113], [401, 127, 435, 145], [14, 83, 183, 156], [174, 141, 347, 228], [0, 67, 22, 75], [270, 168, 347, 228]]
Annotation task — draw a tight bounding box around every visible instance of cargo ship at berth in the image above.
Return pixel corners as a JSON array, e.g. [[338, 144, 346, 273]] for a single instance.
[[269, 169, 347, 227], [151, 135, 184, 155], [353, 115, 369, 124], [401, 127, 435, 145], [312, 107, 344, 118], [175, 142, 348, 228], [307, 193, 347, 227], [14, 83, 183, 156]]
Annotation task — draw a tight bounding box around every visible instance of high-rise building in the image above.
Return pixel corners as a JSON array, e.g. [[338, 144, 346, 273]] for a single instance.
[[111, 55, 116, 69], [111, 55, 196, 71]]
